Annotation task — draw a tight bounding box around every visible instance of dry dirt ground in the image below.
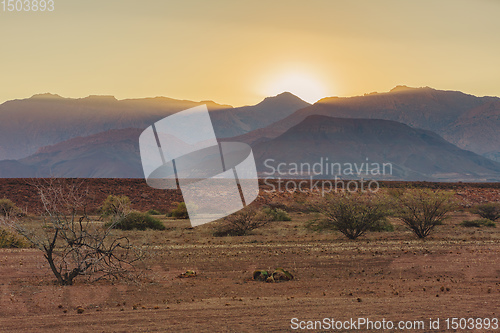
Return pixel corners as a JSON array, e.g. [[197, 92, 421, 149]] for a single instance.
[[1, 180, 500, 332], [1, 178, 500, 214], [1, 213, 500, 332]]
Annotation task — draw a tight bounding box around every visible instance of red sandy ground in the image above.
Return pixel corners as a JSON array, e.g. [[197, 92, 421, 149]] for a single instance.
[[0, 179, 499, 332], [1, 178, 500, 213]]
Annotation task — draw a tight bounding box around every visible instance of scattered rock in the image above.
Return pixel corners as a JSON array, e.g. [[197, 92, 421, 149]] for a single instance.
[[272, 268, 294, 282], [253, 268, 294, 283], [253, 270, 269, 281], [178, 270, 197, 278]]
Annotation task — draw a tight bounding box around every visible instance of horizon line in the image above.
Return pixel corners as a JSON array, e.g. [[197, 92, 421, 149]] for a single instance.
[[2, 85, 499, 109]]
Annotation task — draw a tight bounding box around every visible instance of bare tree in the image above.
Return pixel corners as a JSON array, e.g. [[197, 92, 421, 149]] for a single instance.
[[1, 179, 142, 285]]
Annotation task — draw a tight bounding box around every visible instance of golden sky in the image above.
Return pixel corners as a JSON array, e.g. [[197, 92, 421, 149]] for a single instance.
[[1, 0, 500, 105]]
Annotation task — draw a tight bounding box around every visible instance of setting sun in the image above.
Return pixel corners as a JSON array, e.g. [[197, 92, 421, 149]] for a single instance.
[[263, 72, 329, 104]]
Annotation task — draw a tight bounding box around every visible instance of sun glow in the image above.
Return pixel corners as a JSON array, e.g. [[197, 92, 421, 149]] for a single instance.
[[264, 72, 328, 104]]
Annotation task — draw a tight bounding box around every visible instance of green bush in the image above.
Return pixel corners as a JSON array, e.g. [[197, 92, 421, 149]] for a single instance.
[[460, 219, 496, 228], [306, 214, 394, 233], [146, 209, 161, 215], [170, 202, 189, 219], [386, 187, 406, 199], [368, 218, 395, 232], [0, 198, 21, 216], [471, 203, 500, 221], [107, 211, 165, 231], [481, 220, 495, 227], [262, 207, 291, 221], [308, 193, 389, 239], [304, 217, 332, 232], [281, 193, 318, 213], [395, 189, 457, 238], [100, 195, 131, 217], [0, 228, 29, 248]]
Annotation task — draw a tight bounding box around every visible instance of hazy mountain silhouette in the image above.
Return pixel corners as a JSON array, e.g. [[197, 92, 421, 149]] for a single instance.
[[233, 86, 500, 161], [441, 99, 500, 159], [0, 128, 142, 178], [253, 115, 500, 181], [1, 87, 500, 180], [3, 115, 500, 181], [0, 94, 229, 160], [210, 92, 310, 137], [0, 92, 308, 160]]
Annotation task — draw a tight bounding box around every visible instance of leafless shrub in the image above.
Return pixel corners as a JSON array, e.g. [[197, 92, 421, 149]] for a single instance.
[[213, 207, 271, 236], [1, 179, 143, 285]]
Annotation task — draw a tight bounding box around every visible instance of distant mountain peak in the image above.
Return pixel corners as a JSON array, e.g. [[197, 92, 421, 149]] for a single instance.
[[260, 92, 311, 106], [199, 100, 233, 109], [29, 93, 64, 100], [390, 85, 434, 93], [81, 95, 118, 101], [316, 96, 339, 103], [276, 91, 300, 98]]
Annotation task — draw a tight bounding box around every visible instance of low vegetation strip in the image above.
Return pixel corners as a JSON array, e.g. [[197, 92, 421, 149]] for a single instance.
[[1, 179, 500, 215]]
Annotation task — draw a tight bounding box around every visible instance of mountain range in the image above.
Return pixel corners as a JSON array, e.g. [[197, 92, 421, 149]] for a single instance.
[[0, 86, 499, 181], [0, 129, 143, 178], [0, 92, 308, 160], [233, 86, 500, 162], [252, 115, 500, 181]]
